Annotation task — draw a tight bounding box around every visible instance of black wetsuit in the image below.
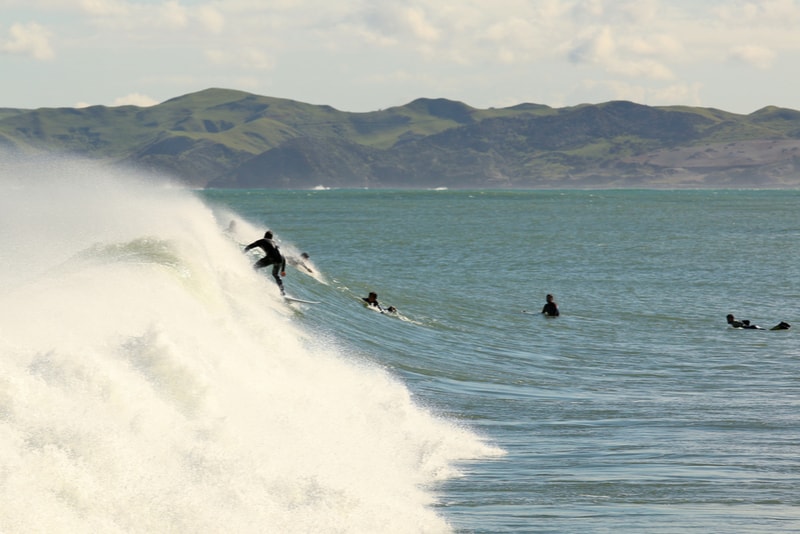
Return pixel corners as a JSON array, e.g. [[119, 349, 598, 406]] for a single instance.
[[541, 302, 559, 316], [362, 297, 384, 312], [244, 238, 286, 293]]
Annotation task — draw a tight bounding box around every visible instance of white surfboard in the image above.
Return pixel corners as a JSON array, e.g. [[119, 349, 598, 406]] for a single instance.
[[284, 296, 320, 304]]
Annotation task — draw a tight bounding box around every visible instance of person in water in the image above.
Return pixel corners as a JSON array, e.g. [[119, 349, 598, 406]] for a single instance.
[[725, 314, 790, 330], [362, 292, 396, 313], [541, 294, 560, 317], [726, 314, 760, 329], [244, 230, 287, 294], [287, 252, 314, 273]]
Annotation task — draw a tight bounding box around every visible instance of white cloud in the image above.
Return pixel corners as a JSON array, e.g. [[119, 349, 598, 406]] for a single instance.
[[196, 6, 225, 34], [569, 0, 658, 26], [340, 1, 572, 64], [3, 0, 800, 113], [354, 4, 434, 46], [483, 17, 544, 62], [581, 79, 644, 103], [625, 34, 682, 57], [649, 82, 703, 107], [567, 22, 678, 81], [609, 58, 673, 80], [238, 48, 274, 70], [74, 92, 159, 107], [582, 79, 702, 107], [729, 45, 776, 69], [617, 0, 659, 24], [112, 93, 159, 107], [569, 26, 616, 65], [1, 21, 54, 60], [78, 0, 218, 33], [158, 0, 189, 30], [204, 48, 274, 70], [80, 0, 129, 17], [571, 0, 605, 22], [404, 7, 440, 42], [715, 0, 800, 28], [204, 49, 225, 64]]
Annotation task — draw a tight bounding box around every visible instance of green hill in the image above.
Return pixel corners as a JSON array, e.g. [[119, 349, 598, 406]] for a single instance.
[[1, 88, 799, 188]]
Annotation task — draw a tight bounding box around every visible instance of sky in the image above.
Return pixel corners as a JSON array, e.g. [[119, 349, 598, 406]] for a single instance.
[[1, 0, 799, 114]]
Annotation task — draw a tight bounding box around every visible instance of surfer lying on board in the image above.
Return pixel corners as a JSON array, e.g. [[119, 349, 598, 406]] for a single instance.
[[362, 292, 397, 314], [726, 314, 791, 330], [541, 294, 559, 317], [244, 230, 287, 295], [726, 314, 759, 329]]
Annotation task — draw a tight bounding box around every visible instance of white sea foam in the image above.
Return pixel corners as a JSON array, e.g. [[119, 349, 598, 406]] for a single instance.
[[0, 155, 499, 533]]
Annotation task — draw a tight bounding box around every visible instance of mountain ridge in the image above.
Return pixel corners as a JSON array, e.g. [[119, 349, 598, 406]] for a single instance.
[[2, 87, 799, 188]]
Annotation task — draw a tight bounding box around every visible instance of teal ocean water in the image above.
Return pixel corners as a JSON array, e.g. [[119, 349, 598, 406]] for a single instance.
[[0, 157, 797, 532], [205, 188, 800, 533]]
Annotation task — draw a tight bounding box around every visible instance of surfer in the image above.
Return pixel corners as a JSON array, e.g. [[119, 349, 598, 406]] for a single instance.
[[363, 292, 383, 311], [287, 252, 314, 273], [244, 230, 286, 295], [726, 314, 759, 329], [541, 294, 559, 317], [727, 314, 791, 330], [726, 314, 760, 329], [362, 292, 396, 313]]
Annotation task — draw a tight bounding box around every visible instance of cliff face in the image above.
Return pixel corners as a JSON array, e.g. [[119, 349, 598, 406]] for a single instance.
[[2, 89, 800, 188]]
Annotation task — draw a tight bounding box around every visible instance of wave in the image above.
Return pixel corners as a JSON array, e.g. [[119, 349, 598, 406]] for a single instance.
[[0, 156, 499, 533]]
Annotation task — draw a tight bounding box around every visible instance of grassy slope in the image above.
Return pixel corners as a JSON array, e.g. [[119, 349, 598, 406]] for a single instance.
[[1, 88, 799, 186]]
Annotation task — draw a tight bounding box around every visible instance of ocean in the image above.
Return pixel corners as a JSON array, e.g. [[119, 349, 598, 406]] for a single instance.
[[1, 157, 798, 533]]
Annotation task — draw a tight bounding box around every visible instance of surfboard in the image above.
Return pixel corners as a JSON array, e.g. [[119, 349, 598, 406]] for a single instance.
[[284, 296, 320, 304], [522, 309, 560, 317], [364, 303, 398, 314]]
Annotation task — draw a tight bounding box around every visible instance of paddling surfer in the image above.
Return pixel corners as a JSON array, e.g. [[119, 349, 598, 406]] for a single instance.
[[362, 292, 396, 313], [726, 314, 790, 330]]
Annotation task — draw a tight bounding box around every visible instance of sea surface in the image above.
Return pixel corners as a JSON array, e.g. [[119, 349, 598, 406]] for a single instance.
[[1, 157, 798, 533]]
